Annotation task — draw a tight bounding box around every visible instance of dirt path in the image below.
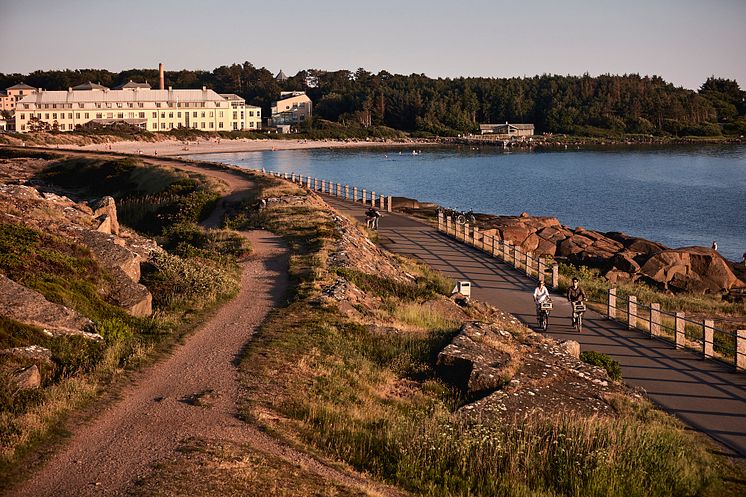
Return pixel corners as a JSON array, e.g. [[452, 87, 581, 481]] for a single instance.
[[9, 159, 404, 497]]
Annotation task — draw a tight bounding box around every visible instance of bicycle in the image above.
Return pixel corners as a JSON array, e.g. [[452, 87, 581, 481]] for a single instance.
[[571, 301, 587, 332], [455, 210, 476, 225], [536, 298, 553, 331]]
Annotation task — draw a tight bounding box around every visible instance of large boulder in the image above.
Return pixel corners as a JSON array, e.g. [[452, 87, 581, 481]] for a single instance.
[[89, 196, 120, 235], [0, 275, 102, 339], [436, 322, 515, 399], [12, 365, 41, 390], [640, 247, 744, 293]]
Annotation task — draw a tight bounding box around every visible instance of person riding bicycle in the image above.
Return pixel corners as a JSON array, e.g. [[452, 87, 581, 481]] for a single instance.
[[567, 277, 587, 325], [533, 279, 550, 318], [365, 206, 381, 230]]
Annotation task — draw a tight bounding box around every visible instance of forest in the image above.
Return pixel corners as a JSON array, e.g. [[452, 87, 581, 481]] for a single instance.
[[2, 62, 744, 137]]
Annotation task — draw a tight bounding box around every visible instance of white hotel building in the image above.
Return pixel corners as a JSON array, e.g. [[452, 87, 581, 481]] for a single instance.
[[14, 83, 261, 133]]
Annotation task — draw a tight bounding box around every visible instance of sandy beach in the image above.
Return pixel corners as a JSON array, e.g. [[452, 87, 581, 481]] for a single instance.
[[77, 138, 428, 157]]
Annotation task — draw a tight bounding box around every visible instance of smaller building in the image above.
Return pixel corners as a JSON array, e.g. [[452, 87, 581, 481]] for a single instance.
[[113, 80, 152, 90], [480, 122, 534, 137], [0, 117, 7, 131], [1, 83, 37, 112], [269, 91, 312, 129]]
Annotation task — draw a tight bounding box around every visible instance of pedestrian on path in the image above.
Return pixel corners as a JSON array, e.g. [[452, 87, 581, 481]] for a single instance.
[[712, 240, 718, 251]]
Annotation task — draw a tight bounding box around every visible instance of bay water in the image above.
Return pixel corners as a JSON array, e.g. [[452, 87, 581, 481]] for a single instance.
[[189, 144, 746, 261]]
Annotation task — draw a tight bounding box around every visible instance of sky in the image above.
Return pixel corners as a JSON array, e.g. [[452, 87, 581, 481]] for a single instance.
[[1, 0, 744, 90]]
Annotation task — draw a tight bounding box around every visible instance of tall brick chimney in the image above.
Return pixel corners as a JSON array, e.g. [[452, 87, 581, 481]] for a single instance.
[[159, 63, 164, 90]]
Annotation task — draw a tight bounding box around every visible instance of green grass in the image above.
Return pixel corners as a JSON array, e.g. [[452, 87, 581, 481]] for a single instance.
[[580, 351, 622, 381]]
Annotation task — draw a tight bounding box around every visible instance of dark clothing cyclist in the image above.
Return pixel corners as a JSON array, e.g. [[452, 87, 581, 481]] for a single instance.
[[567, 285, 587, 303]]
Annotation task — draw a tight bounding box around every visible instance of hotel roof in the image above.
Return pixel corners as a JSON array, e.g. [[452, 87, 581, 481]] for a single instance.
[[113, 80, 152, 90], [19, 88, 228, 104], [72, 82, 108, 91], [7, 82, 35, 90]]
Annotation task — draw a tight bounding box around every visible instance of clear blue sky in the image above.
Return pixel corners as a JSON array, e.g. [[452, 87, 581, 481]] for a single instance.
[[1, 0, 744, 90]]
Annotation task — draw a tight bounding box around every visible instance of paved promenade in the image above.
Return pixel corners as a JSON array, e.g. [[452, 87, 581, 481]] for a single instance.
[[323, 195, 746, 458]]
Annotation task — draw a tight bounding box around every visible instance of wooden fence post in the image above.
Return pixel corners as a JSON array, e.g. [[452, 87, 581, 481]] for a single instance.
[[345, 185, 349, 199], [675, 312, 685, 349], [387, 195, 392, 212], [353, 186, 358, 202], [703, 319, 714, 359], [551, 263, 559, 289], [362, 188, 367, 205], [513, 246, 521, 269], [628, 295, 637, 329], [608, 288, 617, 320], [491, 236, 498, 257], [379, 194, 384, 209], [737, 330, 746, 371], [371, 191, 375, 204], [446, 216, 452, 235], [473, 227, 479, 248], [526, 252, 534, 277], [650, 303, 660, 337], [438, 211, 444, 231], [313, 178, 318, 191]]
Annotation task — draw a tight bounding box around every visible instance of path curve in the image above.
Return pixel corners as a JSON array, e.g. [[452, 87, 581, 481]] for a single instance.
[[8, 158, 405, 497]]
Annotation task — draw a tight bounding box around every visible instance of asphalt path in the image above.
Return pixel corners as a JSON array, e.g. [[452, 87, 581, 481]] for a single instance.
[[323, 194, 746, 459]]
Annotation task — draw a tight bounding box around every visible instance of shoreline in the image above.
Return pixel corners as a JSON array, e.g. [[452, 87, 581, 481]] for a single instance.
[[77, 138, 435, 157]]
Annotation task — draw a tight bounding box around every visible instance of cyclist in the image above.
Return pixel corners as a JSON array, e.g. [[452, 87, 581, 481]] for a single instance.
[[567, 277, 587, 327], [533, 279, 550, 318]]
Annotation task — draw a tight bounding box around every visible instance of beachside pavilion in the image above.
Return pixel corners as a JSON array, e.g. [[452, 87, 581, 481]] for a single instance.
[[480, 122, 535, 137]]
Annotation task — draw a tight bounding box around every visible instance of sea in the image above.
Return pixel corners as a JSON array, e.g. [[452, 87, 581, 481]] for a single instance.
[[188, 144, 746, 261]]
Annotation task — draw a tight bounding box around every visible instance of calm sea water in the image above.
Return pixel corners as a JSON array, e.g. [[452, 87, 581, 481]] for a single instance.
[[189, 145, 746, 261]]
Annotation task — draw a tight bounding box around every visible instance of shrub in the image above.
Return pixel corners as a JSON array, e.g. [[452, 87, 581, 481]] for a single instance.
[[581, 350, 622, 381]]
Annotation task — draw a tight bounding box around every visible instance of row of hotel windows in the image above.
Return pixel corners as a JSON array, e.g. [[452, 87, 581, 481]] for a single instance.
[[19, 121, 256, 131], [19, 110, 254, 120], [20, 101, 233, 110]]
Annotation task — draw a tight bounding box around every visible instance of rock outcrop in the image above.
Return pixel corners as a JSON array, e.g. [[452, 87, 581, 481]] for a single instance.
[[0, 183, 155, 316], [0, 275, 102, 340], [436, 323, 515, 399], [640, 247, 742, 293], [436, 323, 630, 421], [474, 212, 744, 294]]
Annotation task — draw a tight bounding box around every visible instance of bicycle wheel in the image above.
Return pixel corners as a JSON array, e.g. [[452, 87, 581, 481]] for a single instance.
[[468, 214, 476, 224], [575, 313, 583, 332], [456, 214, 466, 225], [542, 312, 549, 331]]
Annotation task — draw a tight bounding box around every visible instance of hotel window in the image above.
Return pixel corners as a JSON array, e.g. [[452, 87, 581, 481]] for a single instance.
[[161, 123, 166, 129], [85, 113, 89, 118], [177, 112, 181, 118], [128, 103, 133, 108], [106, 103, 112, 108], [96, 103, 102, 108], [152, 112, 157, 118], [78, 103, 84, 108], [209, 122, 213, 128], [128, 112, 134, 118], [219, 111, 223, 118], [161, 113, 165, 118], [209, 112, 214, 117], [200, 122, 205, 129], [219, 122, 223, 128], [68, 113, 73, 119], [169, 112, 173, 118], [76, 113, 80, 119], [107, 113, 113, 118], [216, 103, 220, 107], [117, 103, 123, 108], [139, 112, 145, 118], [248, 111, 252, 117], [250, 122, 255, 128], [233, 111, 238, 119], [21, 125, 25, 131], [156, 103, 161, 107], [138, 103, 144, 108], [53, 104, 57, 109], [193, 111, 197, 117], [201, 112, 205, 117], [19, 113, 25, 120], [53, 113, 57, 119], [96, 113, 102, 118], [169, 123, 174, 129], [23, 104, 29, 109], [233, 122, 238, 130], [68, 124, 73, 130], [192, 123, 197, 128], [117, 113, 123, 118]]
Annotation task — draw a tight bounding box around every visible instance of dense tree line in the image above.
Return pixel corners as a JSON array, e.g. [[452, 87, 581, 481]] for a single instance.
[[2, 63, 744, 136]]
